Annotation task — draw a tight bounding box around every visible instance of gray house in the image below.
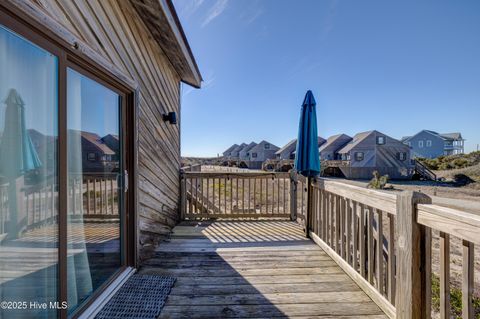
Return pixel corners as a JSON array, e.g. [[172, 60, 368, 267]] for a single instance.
[[222, 144, 239, 158], [247, 140, 280, 168], [336, 130, 414, 179], [319, 134, 352, 161], [276, 139, 297, 160], [239, 142, 257, 160], [230, 143, 247, 159], [402, 130, 465, 159], [279, 137, 326, 160]]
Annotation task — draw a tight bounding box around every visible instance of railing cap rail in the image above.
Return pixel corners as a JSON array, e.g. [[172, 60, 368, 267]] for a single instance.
[[182, 171, 291, 179], [417, 203, 480, 244], [314, 178, 397, 215]]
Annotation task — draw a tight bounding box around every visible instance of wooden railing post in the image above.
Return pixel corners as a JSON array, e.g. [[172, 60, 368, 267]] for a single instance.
[[395, 191, 432, 319], [289, 171, 297, 221], [180, 171, 186, 220]]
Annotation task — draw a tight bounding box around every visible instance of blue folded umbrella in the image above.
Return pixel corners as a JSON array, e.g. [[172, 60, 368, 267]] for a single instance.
[[294, 90, 320, 177]]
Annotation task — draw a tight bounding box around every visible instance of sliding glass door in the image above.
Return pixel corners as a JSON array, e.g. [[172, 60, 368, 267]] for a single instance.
[[0, 24, 59, 319], [66, 68, 123, 314], [0, 17, 131, 319]]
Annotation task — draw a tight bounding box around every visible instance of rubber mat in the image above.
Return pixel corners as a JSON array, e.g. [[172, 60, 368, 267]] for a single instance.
[[95, 274, 175, 319]]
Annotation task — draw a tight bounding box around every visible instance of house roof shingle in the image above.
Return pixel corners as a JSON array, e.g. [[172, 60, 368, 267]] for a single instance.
[[338, 131, 374, 154], [319, 134, 352, 153]]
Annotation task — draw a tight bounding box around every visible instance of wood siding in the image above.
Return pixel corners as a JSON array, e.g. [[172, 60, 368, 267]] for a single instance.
[[13, 0, 185, 259], [339, 132, 414, 179]]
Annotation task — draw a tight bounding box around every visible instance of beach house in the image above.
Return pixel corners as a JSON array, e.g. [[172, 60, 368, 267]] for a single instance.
[[336, 130, 414, 179], [319, 134, 353, 161], [402, 130, 465, 158]]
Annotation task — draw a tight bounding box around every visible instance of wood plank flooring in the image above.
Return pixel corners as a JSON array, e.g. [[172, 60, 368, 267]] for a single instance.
[[139, 221, 387, 319]]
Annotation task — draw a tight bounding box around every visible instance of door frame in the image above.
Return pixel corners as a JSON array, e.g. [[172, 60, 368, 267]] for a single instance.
[[0, 6, 138, 319]]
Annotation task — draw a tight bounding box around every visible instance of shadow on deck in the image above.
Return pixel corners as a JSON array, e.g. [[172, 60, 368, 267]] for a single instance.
[[140, 221, 387, 319]]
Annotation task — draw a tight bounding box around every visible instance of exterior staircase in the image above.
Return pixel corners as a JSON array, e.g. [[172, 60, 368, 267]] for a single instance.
[[414, 160, 437, 181]]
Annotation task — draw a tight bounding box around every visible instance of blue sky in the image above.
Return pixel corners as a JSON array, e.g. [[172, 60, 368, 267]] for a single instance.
[[173, 0, 480, 157]]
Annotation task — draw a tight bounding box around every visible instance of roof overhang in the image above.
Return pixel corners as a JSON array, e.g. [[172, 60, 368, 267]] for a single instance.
[[130, 0, 202, 88]]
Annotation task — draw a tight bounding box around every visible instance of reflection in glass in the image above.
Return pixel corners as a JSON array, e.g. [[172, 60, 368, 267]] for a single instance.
[[67, 68, 122, 313], [0, 25, 58, 318]]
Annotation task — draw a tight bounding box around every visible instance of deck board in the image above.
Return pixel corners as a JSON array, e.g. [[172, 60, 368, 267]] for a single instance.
[[139, 221, 387, 319]]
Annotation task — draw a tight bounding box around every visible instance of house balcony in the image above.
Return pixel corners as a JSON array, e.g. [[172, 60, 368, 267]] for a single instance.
[[324, 159, 351, 167], [2, 169, 477, 318], [143, 168, 479, 318]]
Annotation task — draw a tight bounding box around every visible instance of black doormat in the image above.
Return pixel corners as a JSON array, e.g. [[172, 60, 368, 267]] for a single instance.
[[95, 274, 175, 319]]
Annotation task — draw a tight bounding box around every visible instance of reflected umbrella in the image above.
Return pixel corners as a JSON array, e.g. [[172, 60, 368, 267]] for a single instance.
[[0, 88, 41, 239]]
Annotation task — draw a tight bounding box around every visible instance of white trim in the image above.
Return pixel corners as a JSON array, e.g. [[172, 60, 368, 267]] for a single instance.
[[78, 267, 136, 319]]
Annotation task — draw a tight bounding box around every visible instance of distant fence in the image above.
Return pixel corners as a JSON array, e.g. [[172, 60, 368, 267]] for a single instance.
[[200, 165, 258, 173]]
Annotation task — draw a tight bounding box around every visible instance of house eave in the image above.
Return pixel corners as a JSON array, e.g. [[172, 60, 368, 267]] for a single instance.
[[130, 0, 202, 88]]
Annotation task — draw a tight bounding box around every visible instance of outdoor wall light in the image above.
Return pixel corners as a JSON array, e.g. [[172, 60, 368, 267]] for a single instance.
[[163, 112, 177, 125]]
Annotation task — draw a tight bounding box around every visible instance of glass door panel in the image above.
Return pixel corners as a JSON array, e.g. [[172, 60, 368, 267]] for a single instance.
[[66, 68, 123, 313], [0, 25, 58, 319]]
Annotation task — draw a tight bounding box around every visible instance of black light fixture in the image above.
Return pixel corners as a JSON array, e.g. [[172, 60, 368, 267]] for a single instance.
[[162, 111, 177, 125]]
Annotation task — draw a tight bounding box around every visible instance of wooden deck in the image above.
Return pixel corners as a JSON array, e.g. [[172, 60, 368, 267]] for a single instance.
[[139, 221, 387, 319]]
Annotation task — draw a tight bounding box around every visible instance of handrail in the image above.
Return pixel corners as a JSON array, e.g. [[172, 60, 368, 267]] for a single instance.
[[180, 171, 292, 219], [309, 177, 397, 318], [304, 175, 479, 319], [183, 171, 290, 179], [416, 204, 478, 318], [315, 179, 397, 215]]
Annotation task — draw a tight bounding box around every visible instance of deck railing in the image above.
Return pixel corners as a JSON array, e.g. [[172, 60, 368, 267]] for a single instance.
[[416, 204, 479, 318], [308, 179, 398, 318], [179, 168, 478, 318], [0, 183, 8, 238], [305, 177, 479, 319], [180, 171, 295, 219], [0, 174, 119, 237]]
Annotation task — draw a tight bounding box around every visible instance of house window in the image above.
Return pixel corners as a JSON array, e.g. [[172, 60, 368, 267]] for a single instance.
[[376, 136, 386, 145], [426, 140, 432, 147], [264, 143, 270, 149], [407, 142, 411, 147], [398, 152, 407, 161], [87, 152, 97, 161], [252, 152, 258, 158], [354, 152, 364, 161], [418, 140, 424, 148]]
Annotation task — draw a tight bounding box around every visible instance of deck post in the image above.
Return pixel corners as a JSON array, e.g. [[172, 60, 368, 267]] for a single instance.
[[395, 191, 432, 319], [289, 170, 298, 221], [180, 171, 186, 220]]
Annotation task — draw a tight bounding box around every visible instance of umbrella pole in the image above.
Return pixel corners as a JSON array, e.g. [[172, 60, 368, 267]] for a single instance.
[[305, 176, 312, 238]]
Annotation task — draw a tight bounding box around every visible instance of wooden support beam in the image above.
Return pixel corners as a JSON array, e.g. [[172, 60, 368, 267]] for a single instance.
[[395, 191, 431, 319]]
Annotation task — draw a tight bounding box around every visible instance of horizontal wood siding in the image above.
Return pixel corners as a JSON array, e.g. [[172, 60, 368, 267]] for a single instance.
[[22, 0, 184, 259]]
